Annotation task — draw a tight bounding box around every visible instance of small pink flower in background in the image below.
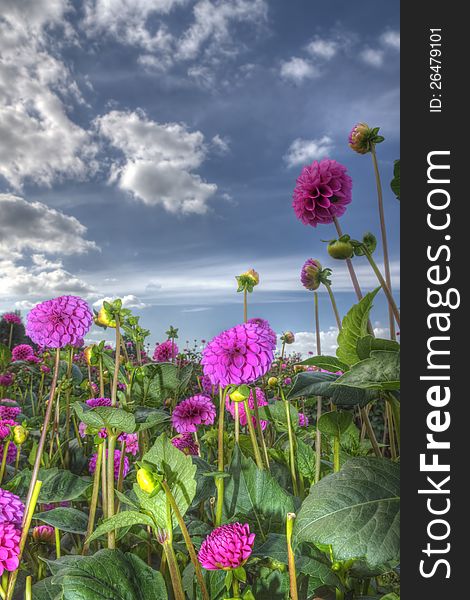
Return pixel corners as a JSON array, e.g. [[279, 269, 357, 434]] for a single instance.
[[0, 420, 17, 441], [2, 313, 21, 325], [202, 321, 275, 388], [0, 523, 21, 575], [300, 258, 323, 291], [0, 489, 24, 524], [298, 412, 309, 427], [153, 340, 179, 362], [172, 395, 216, 433], [78, 422, 87, 438], [26, 295, 93, 349], [86, 397, 112, 408], [226, 387, 268, 430], [0, 402, 20, 420], [283, 377, 292, 386], [292, 158, 352, 227], [11, 344, 34, 362], [0, 374, 13, 387], [32, 525, 55, 544], [198, 522, 255, 570], [119, 432, 139, 456], [171, 433, 199, 456], [200, 374, 214, 395], [0, 444, 17, 465], [89, 449, 129, 480]]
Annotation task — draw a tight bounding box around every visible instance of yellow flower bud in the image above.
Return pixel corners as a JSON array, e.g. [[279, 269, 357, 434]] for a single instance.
[[229, 385, 250, 403], [13, 425, 28, 445], [137, 468, 160, 494], [268, 377, 278, 387], [96, 307, 116, 328], [83, 345, 94, 366]]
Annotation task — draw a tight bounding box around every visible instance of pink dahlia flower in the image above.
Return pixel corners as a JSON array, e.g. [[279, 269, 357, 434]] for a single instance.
[[171, 433, 199, 456], [247, 317, 277, 347], [300, 258, 323, 291], [11, 344, 35, 362], [153, 340, 179, 362], [0, 444, 16, 465], [0, 489, 24, 525], [26, 296, 93, 349], [89, 449, 129, 480], [0, 420, 16, 441], [0, 523, 21, 575], [172, 395, 216, 433], [298, 412, 309, 427], [32, 525, 55, 543], [86, 397, 112, 408], [0, 402, 20, 420], [202, 322, 275, 388], [200, 375, 215, 395], [198, 522, 255, 570], [118, 432, 139, 456], [0, 374, 13, 387], [2, 313, 21, 325], [292, 158, 352, 227], [226, 387, 268, 430]]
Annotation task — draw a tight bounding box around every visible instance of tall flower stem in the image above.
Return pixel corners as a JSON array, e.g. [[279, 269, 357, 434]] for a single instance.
[[333, 435, 341, 472], [234, 402, 240, 443], [111, 317, 121, 407], [6, 480, 42, 600], [333, 217, 363, 301], [370, 144, 396, 340], [244, 399, 264, 470], [55, 528, 61, 558], [7, 324, 13, 350], [83, 442, 103, 555], [101, 439, 108, 519], [107, 434, 117, 548], [281, 388, 297, 495], [99, 357, 105, 397], [243, 289, 248, 322], [23, 349, 60, 518], [286, 513, 299, 600], [252, 388, 270, 469], [314, 292, 323, 484], [324, 283, 342, 330], [362, 247, 400, 327], [162, 541, 185, 600], [0, 441, 10, 485], [25, 576, 32, 600], [360, 407, 382, 458], [215, 386, 226, 526], [161, 480, 209, 600]]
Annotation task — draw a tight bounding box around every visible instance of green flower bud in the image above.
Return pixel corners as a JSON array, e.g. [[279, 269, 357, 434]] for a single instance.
[[13, 425, 28, 445], [137, 468, 160, 494]]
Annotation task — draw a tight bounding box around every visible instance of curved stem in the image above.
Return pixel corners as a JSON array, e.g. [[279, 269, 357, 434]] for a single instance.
[[83, 442, 103, 555], [244, 399, 264, 470], [324, 283, 342, 330], [363, 248, 400, 327], [286, 513, 299, 600], [371, 145, 396, 340], [215, 386, 226, 526]]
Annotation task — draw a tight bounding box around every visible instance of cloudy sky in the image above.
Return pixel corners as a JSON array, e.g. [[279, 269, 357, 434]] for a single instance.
[[0, 0, 400, 355]]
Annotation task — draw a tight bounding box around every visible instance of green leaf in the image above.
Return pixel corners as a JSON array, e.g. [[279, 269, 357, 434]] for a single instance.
[[252, 568, 289, 600], [296, 438, 316, 480], [336, 288, 380, 366], [258, 400, 298, 428], [87, 511, 155, 544], [134, 407, 170, 431], [224, 445, 295, 534], [35, 508, 89, 535], [73, 403, 136, 433], [288, 371, 377, 408], [298, 355, 348, 372], [334, 351, 400, 391], [294, 457, 400, 567], [6, 468, 91, 503], [357, 335, 400, 360], [391, 159, 400, 200], [0, 344, 12, 369], [31, 577, 60, 600], [132, 363, 179, 407], [135, 434, 197, 528], [317, 411, 353, 438], [52, 549, 167, 599]]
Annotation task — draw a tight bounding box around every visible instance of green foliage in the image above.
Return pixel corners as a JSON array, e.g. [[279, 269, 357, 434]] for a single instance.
[[317, 411, 353, 438], [298, 355, 349, 372], [6, 468, 91, 503], [73, 402, 136, 433], [87, 511, 156, 543], [35, 507, 89, 534], [357, 335, 400, 360], [289, 371, 378, 408], [391, 159, 400, 200], [334, 351, 400, 391]]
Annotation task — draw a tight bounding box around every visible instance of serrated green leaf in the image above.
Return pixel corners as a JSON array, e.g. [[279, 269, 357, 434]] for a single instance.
[[35, 508, 89, 534], [357, 335, 400, 360], [318, 411, 353, 437], [336, 289, 380, 366], [294, 458, 400, 567], [288, 371, 377, 407], [73, 403, 136, 433], [87, 511, 155, 543], [298, 355, 349, 372], [334, 351, 400, 391]]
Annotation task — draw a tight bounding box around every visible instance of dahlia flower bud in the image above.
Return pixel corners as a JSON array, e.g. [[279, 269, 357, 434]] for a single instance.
[[348, 123, 385, 154], [137, 468, 160, 495], [327, 236, 354, 260], [13, 425, 28, 445], [300, 259, 322, 291], [268, 377, 278, 387], [281, 331, 295, 345], [236, 269, 259, 293], [83, 345, 95, 366], [2, 313, 21, 325], [95, 306, 116, 328], [229, 385, 250, 403], [32, 525, 55, 544], [171, 434, 199, 456]]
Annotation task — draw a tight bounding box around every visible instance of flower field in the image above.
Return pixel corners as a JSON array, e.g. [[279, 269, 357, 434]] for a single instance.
[[0, 129, 400, 600]]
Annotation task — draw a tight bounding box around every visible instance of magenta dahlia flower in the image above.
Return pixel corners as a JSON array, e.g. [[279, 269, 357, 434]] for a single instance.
[[89, 449, 129, 480], [118, 432, 139, 456], [247, 317, 277, 347], [300, 259, 323, 291], [26, 296, 93, 348], [202, 322, 275, 388], [0, 523, 21, 575], [298, 412, 309, 427], [2, 313, 21, 325], [11, 344, 35, 362], [153, 340, 179, 362], [0, 420, 16, 441], [0, 374, 13, 387], [200, 374, 215, 395], [0, 444, 16, 465], [292, 158, 352, 227], [171, 433, 199, 456], [86, 397, 112, 408], [172, 395, 216, 433], [0, 489, 24, 525], [0, 402, 20, 420], [198, 522, 255, 570], [226, 387, 268, 430]]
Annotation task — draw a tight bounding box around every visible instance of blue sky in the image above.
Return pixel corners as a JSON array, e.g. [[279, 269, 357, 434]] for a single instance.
[[0, 0, 399, 355]]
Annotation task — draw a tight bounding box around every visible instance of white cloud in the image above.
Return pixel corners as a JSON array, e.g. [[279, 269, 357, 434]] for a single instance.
[[360, 47, 384, 68], [0, 1, 96, 189], [280, 57, 318, 84], [306, 38, 338, 60], [95, 110, 218, 213], [211, 134, 230, 154], [93, 295, 148, 309], [283, 136, 333, 168], [381, 30, 400, 50]]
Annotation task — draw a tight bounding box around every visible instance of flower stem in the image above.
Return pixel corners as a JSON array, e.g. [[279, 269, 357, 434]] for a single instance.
[[244, 399, 264, 470], [286, 513, 299, 600], [7, 324, 13, 350], [324, 283, 342, 330], [362, 247, 400, 327], [161, 480, 209, 600], [252, 388, 270, 469], [360, 407, 382, 458], [314, 292, 322, 484], [0, 441, 10, 485], [83, 442, 103, 555], [371, 144, 396, 340], [6, 480, 42, 600], [99, 357, 105, 397], [232, 578, 240, 598], [234, 401, 240, 443], [55, 527, 61, 558], [101, 439, 108, 519], [162, 541, 185, 600], [25, 576, 32, 600], [281, 388, 297, 495], [243, 289, 248, 322], [111, 317, 121, 407], [215, 386, 226, 526], [107, 434, 117, 548], [22, 349, 60, 520], [333, 217, 363, 301], [333, 435, 340, 472]]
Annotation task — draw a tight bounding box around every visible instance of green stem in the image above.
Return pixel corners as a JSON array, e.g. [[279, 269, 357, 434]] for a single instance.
[[244, 398, 264, 470], [360, 407, 382, 458], [0, 441, 10, 485], [243, 289, 248, 322], [281, 389, 297, 495], [333, 436, 340, 472], [8, 324, 13, 350], [371, 144, 396, 340], [83, 442, 103, 555], [99, 357, 105, 397], [215, 386, 226, 526], [363, 247, 400, 327], [111, 317, 121, 407], [55, 527, 61, 558], [286, 513, 299, 600], [232, 578, 240, 598], [107, 435, 117, 548], [25, 576, 32, 600], [161, 481, 210, 600], [324, 283, 342, 330], [314, 292, 322, 484], [162, 540, 184, 600], [252, 388, 270, 469], [386, 393, 401, 449], [101, 439, 108, 518]]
